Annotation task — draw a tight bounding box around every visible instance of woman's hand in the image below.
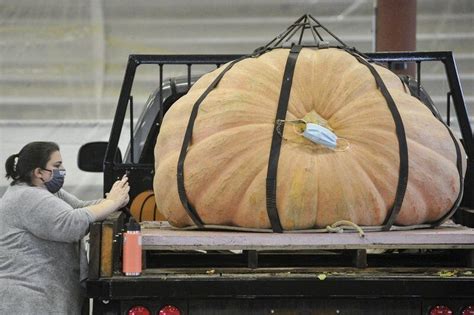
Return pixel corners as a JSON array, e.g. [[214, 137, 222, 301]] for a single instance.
[[106, 175, 130, 208], [88, 174, 130, 220]]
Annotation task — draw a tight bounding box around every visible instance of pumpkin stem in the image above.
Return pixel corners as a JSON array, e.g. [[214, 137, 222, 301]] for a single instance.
[[302, 110, 332, 131]]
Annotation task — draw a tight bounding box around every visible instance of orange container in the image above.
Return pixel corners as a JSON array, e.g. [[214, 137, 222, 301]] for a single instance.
[[122, 218, 142, 276]]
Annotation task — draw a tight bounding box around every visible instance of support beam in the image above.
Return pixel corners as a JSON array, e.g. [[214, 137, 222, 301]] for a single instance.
[[375, 0, 417, 76]]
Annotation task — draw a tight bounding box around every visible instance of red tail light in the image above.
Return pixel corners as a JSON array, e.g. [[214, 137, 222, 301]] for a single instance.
[[462, 306, 474, 315], [429, 305, 453, 315], [158, 305, 181, 315], [128, 306, 151, 315]]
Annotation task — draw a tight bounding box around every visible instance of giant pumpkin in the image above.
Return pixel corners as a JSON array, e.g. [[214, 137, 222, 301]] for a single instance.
[[153, 48, 466, 230]]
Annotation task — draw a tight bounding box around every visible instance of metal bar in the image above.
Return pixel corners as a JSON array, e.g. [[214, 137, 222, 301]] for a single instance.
[[417, 61, 421, 97], [87, 276, 474, 299], [261, 24, 296, 50], [263, 27, 294, 50], [246, 250, 258, 269], [105, 57, 139, 165], [443, 53, 474, 158], [353, 249, 368, 268], [307, 16, 325, 42], [312, 28, 325, 43], [263, 15, 307, 49], [308, 15, 348, 47], [282, 24, 303, 45], [365, 51, 452, 62], [130, 54, 242, 65], [447, 92, 452, 126], [309, 26, 320, 44], [129, 51, 454, 66], [272, 22, 305, 48], [158, 64, 164, 126], [129, 95, 134, 164], [187, 64, 192, 90], [297, 26, 306, 45], [297, 16, 307, 45]]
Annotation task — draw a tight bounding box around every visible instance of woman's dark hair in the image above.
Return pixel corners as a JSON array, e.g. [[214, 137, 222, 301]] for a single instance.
[[5, 141, 60, 186]]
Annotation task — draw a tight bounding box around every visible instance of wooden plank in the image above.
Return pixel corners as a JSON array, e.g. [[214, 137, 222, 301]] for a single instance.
[[141, 225, 474, 250], [100, 222, 114, 277]]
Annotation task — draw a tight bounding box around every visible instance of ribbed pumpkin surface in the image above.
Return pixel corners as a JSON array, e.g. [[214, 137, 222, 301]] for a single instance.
[[130, 190, 165, 222], [153, 48, 465, 229]]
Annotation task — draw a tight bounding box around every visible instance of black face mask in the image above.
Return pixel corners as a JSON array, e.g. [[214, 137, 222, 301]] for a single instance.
[[42, 169, 66, 193]]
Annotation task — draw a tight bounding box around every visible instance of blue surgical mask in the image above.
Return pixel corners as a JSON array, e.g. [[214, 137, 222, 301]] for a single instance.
[[302, 123, 338, 149], [42, 168, 66, 193]]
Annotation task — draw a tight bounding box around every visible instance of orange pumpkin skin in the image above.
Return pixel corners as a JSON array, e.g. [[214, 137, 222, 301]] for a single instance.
[[130, 191, 165, 222], [153, 48, 466, 230]]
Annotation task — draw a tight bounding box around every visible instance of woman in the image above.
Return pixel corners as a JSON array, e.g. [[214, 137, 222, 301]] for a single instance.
[[0, 141, 130, 314]]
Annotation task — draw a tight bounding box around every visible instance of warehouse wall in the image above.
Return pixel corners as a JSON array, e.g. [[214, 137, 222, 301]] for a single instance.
[[1, 0, 473, 199]]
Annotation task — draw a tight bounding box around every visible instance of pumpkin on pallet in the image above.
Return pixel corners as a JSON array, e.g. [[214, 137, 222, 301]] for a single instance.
[[153, 46, 465, 231]]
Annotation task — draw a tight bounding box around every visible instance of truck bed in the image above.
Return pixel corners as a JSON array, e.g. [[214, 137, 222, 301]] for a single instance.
[[88, 221, 474, 302]]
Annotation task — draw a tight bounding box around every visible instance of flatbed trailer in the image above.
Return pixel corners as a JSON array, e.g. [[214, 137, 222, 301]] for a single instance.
[[87, 217, 474, 314]]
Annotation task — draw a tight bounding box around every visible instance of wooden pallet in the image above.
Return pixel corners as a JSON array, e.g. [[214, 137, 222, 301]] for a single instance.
[[141, 223, 474, 251]]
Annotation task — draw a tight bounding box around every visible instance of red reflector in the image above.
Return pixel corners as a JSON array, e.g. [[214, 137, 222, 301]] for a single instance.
[[128, 306, 151, 315], [429, 305, 453, 315], [462, 306, 474, 315], [159, 305, 181, 315]]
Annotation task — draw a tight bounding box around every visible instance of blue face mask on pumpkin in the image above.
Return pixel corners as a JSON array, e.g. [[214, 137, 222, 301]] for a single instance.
[[42, 168, 66, 193], [302, 123, 338, 149]]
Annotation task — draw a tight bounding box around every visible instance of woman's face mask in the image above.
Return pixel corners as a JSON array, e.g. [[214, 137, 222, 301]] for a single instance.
[[42, 168, 66, 193]]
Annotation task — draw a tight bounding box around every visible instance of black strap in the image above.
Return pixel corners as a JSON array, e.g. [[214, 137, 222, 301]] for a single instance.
[[266, 45, 303, 233], [177, 56, 249, 228], [139, 193, 155, 222], [347, 51, 409, 231], [399, 75, 443, 120]]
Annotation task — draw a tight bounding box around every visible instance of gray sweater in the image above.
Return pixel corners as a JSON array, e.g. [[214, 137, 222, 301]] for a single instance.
[[0, 184, 99, 315]]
